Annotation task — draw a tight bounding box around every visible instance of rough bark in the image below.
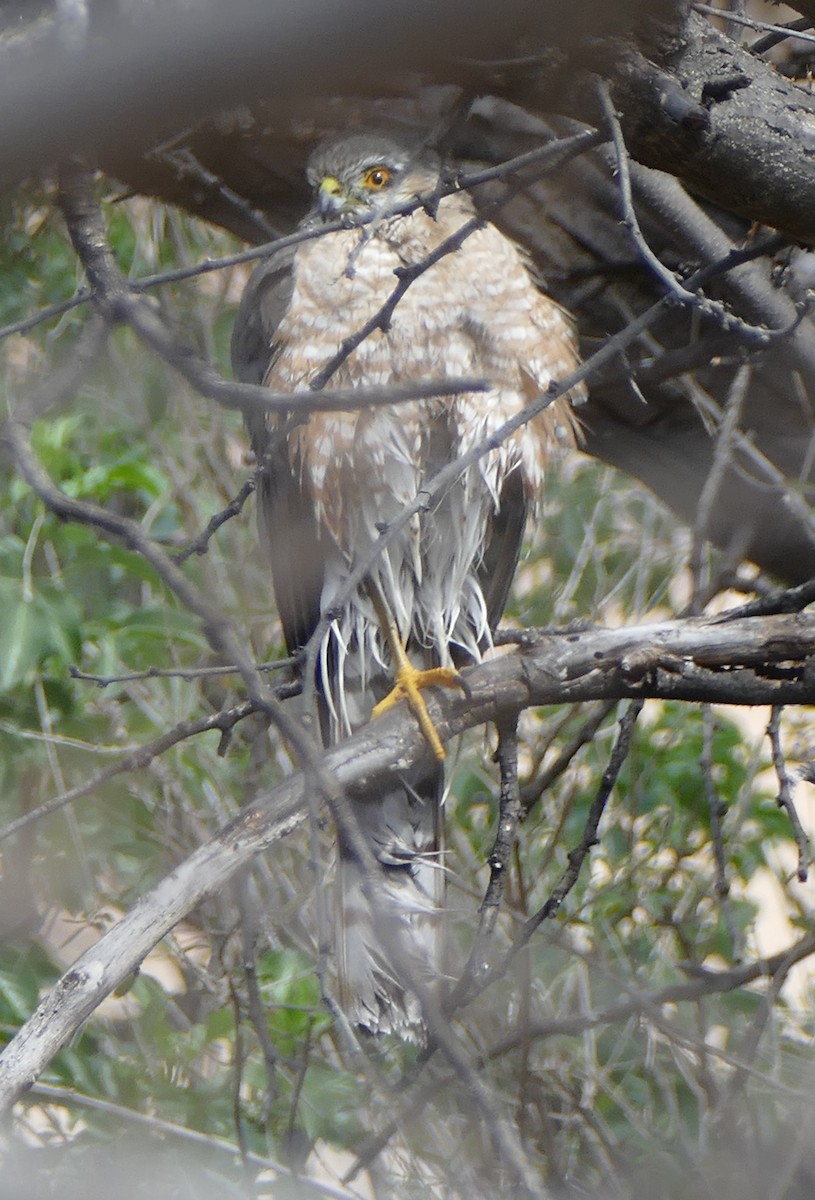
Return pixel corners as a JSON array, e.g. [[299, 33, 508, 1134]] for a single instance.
[[610, 13, 815, 243]]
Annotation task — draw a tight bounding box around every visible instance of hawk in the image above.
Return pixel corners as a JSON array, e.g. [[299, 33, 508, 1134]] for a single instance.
[[231, 132, 584, 1039]]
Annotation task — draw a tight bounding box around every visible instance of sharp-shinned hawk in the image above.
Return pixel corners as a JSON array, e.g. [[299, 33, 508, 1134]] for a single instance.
[[231, 132, 584, 1040]]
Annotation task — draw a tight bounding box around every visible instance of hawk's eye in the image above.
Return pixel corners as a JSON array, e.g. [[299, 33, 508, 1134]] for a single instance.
[[362, 166, 392, 190]]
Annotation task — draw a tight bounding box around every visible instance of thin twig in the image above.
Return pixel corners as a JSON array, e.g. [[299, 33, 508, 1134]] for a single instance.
[[283, 1018, 313, 1170], [236, 878, 280, 1113], [443, 701, 643, 1019], [172, 476, 257, 563], [767, 706, 810, 881], [0, 700, 257, 843], [227, 979, 258, 1198], [417, 983, 552, 1200], [520, 701, 617, 811], [154, 146, 280, 243], [690, 363, 750, 611], [308, 214, 485, 391], [347, 925, 815, 1187], [24, 1083, 360, 1200], [447, 715, 523, 1008], [519, 700, 643, 943], [69, 656, 298, 687], [0, 290, 89, 341], [488, 927, 815, 1060], [598, 79, 797, 347], [693, 3, 815, 47], [701, 705, 740, 956], [750, 14, 815, 55], [713, 576, 815, 620], [688, 382, 815, 548], [342, 1072, 447, 1185], [0, 129, 603, 345], [710, 937, 803, 1139]]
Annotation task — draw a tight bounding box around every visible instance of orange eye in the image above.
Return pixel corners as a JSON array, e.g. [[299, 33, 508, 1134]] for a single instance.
[[362, 166, 392, 189]]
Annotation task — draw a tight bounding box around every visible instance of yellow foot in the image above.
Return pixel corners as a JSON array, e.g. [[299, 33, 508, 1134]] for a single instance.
[[371, 663, 463, 762]]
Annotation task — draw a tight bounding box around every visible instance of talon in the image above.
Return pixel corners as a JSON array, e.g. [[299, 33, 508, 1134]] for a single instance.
[[372, 663, 462, 761], [367, 583, 463, 762]]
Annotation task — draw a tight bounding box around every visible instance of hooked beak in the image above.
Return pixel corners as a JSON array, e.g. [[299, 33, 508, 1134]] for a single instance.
[[317, 175, 347, 219]]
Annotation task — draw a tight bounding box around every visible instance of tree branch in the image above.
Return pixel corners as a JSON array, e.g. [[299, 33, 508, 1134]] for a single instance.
[[767, 706, 811, 880], [486, 927, 815, 1060], [0, 700, 258, 845], [610, 11, 815, 242]]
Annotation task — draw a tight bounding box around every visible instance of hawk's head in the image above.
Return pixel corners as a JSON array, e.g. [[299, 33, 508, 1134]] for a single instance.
[[305, 133, 440, 224]]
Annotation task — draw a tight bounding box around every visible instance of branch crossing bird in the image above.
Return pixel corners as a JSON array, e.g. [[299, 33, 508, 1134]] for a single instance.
[[231, 132, 584, 1040]]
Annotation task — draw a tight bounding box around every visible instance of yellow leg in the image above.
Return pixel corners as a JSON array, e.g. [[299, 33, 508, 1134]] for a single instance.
[[368, 585, 463, 762]]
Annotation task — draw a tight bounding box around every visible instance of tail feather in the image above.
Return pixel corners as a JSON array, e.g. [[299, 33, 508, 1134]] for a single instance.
[[335, 761, 445, 1041]]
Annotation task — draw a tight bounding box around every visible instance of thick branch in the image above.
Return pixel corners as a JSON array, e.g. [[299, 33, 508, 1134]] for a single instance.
[[0, 0, 551, 188], [609, 12, 815, 242]]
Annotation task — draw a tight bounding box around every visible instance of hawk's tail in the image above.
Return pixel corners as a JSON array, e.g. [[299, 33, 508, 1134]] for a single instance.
[[335, 760, 445, 1042]]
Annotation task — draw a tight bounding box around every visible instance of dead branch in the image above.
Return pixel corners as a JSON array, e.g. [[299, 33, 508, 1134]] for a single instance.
[[609, 12, 815, 242], [0, 700, 257, 845], [767, 706, 811, 880], [517, 700, 643, 941], [486, 927, 815, 1060]]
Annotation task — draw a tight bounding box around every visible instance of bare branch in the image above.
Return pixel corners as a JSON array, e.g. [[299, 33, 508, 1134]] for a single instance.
[[693, 4, 815, 47], [171, 476, 257, 564], [598, 80, 784, 345], [347, 924, 815, 1185], [767, 706, 811, 881], [69, 656, 297, 688], [449, 715, 523, 1008], [0, 700, 257, 844], [152, 144, 280, 243], [750, 15, 814, 56], [308, 213, 486, 391], [710, 938, 802, 1136], [517, 700, 643, 943], [486, 928, 815, 1059], [610, 12, 815, 242], [0, 128, 602, 346], [24, 1083, 360, 1200], [690, 363, 750, 609], [417, 984, 552, 1200], [520, 701, 617, 812], [701, 705, 739, 955], [713, 577, 815, 620]]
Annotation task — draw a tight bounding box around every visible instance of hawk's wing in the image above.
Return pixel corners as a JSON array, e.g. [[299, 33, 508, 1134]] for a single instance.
[[231, 249, 325, 655], [478, 468, 528, 637], [231, 247, 294, 388]]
